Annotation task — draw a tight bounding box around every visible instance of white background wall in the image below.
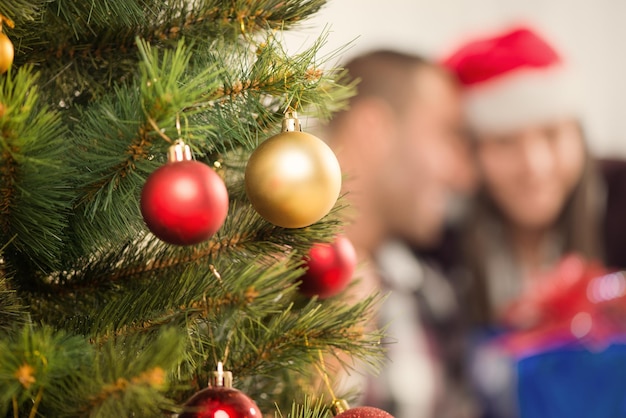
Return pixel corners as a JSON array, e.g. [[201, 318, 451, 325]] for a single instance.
[[284, 0, 626, 157]]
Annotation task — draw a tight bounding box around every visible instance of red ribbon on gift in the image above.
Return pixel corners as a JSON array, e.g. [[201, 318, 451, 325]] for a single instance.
[[497, 254, 626, 356]]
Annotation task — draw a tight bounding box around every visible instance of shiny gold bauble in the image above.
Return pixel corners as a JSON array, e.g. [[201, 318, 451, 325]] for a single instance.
[[0, 32, 14, 74], [245, 130, 342, 228]]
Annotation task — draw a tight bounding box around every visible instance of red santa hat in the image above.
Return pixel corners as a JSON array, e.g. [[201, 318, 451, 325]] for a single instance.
[[441, 26, 581, 134]]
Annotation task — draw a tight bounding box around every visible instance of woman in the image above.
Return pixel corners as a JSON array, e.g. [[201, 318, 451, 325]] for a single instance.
[[442, 25, 626, 325], [440, 26, 626, 418]]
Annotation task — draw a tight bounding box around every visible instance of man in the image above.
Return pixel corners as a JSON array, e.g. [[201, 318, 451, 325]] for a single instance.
[[326, 50, 476, 418]]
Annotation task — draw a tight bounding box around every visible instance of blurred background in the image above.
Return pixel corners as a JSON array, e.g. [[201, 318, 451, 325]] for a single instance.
[[284, 0, 626, 157]]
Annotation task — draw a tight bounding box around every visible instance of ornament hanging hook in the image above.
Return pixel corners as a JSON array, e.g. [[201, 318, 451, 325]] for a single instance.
[[207, 264, 235, 370], [304, 336, 338, 403], [311, 344, 352, 415], [283, 99, 294, 115], [316, 348, 338, 401], [146, 116, 173, 144], [237, 12, 252, 42], [175, 113, 182, 140]]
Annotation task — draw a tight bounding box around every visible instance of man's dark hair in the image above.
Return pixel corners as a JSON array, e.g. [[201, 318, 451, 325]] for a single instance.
[[332, 49, 434, 125]]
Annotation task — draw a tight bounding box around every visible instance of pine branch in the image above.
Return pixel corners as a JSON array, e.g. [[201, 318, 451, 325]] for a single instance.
[[10, 0, 328, 48], [66, 38, 222, 256], [279, 396, 331, 418], [87, 256, 304, 337], [0, 66, 73, 273], [9, 257, 383, 414], [198, 30, 354, 153], [7, 0, 329, 105], [186, 293, 385, 412], [0, 273, 29, 333], [0, 0, 43, 27], [0, 325, 187, 417], [30, 254, 383, 392], [227, 295, 385, 379], [82, 328, 186, 418], [22, 196, 345, 328], [0, 326, 93, 418]]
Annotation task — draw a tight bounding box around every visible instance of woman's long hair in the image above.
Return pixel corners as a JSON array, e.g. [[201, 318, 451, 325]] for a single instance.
[[462, 125, 604, 325]]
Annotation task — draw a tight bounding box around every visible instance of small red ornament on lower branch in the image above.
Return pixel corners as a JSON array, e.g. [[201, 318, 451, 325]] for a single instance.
[[299, 235, 357, 299], [332, 399, 394, 418], [179, 363, 262, 418]]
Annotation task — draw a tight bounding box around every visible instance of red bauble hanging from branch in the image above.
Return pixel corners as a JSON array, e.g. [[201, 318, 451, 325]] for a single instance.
[[335, 407, 394, 418], [140, 140, 228, 245], [179, 363, 262, 418], [299, 235, 357, 299], [332, 400, 394, 418]]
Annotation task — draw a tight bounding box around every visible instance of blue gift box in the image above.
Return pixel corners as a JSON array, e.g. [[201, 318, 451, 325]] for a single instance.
[[517, 343, 626, 418], [469, 331, 626, 418]]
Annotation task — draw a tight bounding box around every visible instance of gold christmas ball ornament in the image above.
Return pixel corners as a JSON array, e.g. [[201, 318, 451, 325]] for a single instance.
[[245, 111, 342, 228], [0, 32, 14, 74]]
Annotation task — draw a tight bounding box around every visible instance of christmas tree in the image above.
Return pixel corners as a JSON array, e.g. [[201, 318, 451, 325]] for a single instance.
[[0, 1, 386, 417]]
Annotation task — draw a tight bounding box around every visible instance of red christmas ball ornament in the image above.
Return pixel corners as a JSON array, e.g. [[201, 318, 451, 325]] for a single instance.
[[334, 407, 394, 418], [141, 140, 228, 245], [299, 235, 357, 299], [180, 386, 261, 418], [180, 363, 262, 418], [332, 400, 394, 418]]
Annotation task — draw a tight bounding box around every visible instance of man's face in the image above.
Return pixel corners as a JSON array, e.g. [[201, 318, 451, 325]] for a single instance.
[[376, 68, 475, 247]]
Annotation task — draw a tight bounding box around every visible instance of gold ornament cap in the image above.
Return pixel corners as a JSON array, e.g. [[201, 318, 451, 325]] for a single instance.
[[209, 362, 233, 388], [167, 140, 192, 163], [331, 399, 350, 415], [282, 110, 302, 132]]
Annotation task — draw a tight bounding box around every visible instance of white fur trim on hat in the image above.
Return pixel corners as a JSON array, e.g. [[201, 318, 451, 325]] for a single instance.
[[464, 65, 582, 134]]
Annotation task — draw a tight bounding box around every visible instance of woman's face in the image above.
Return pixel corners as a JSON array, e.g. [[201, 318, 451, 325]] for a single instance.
[[475, 119, 586, 230]]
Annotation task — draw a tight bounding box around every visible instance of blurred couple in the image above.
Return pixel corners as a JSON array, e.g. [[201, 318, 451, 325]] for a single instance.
[[327, 25, 626, 418]]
